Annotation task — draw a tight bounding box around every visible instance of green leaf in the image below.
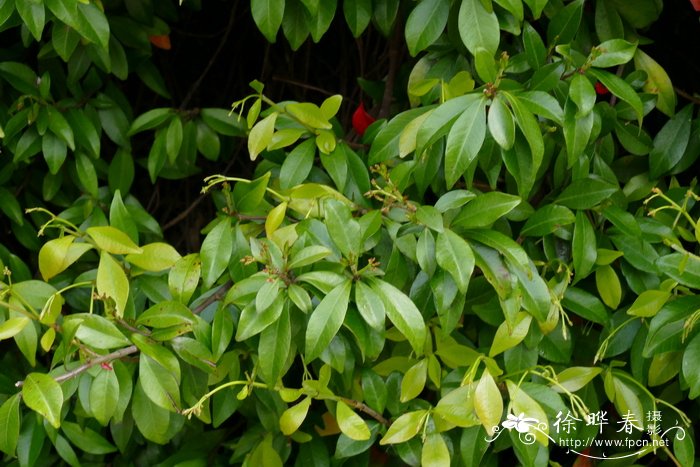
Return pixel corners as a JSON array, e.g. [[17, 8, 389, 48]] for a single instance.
[[139, 353, 181, 411], [434, 385, 476, 427], [649, 104, 693, 178], [126, 243, 181, 272], [487, 94, 515, 150], [22, 373, 63, 429], [553, 367, 602, 393], [248, 112, 278, 160], [0, 317, 30, 341], [0, 62, 38, 95], [591, 39, 637, 68], [506, 381, 549, 446], [400, 359, 427, 403], [0, 394, 20, 456], [405, 0, 449, 56], [305, 280, 351, 361], [47, 108, 75, 150], [169, 253, 201, 305], [96, 251, 130, 318], [458, 0, 500, 56], [87, 226, 142, 255], [656, 253, 700, 289], [422, 433, 450, 467], [555, 177, 618, 209], [137, 301, 196, 328], [452, 192, 521, 229], [572, 210, 597, 281], [682, 333, 700, 399], [379, 410, 428, 445], [324, 198, 361, 259], [343, 0, 372, 37], [129, 108, 172, 135], [0, 189, 22, 227], [75, 151, 98, 197], [595, 0, 624, 41], [280, 138, 316, 189], [41, 134, 67, 175], [588, 68, 643, 124], [474, 369, 502, 437], [562, 287, 609, 325], [131, 381, 171, 444], [546, 0, 583, 46], [259, 307, 291, 384], [369, 278, 427, 355], [280, 396, 311, 435], [595, 265, 622, 309], [165, 116, 183, 163], [633, 48, 676, 116], [522, 22, 546, 70], [251, 0, 285, 42], [336, 401, 371, 441], [445, 97, 487, 188], [521, 204, 575, 237], [489, 312, 532, 357], [370, 106, 433, 164], [569, 74, 595, 117], [436, 229, 475, 294], [627, 290, 671, 318], [73, 314, 130, 349], [90, 369, 119, 426], [15, 0, 45, 41], [61, 421, 116, 455], [354, 280, 386, 331], [502, 93, 544, 168], [200, 218, 233, 288], [286, 102, 332, 130], [372, 0, 400, 37]]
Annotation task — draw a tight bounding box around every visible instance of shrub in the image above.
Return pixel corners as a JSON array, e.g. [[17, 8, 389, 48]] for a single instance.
[[0, 0, 698, 466]]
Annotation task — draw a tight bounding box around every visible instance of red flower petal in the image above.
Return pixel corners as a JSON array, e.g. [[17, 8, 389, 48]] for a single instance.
[[100, 362, 113, 371], [352, 102, 376, 136], [149, 34, 172, 50], [595, 82, 609, 95]]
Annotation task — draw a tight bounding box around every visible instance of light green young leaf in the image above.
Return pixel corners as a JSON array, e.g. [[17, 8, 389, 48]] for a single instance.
[[87, 226, 142, 255], [73, 314, 130, 349], [90, 369, 119, 426], [280, 396, 312, 435], [248, 112, 278, 160], [474, 369, 502, 437], [553, 367, 602, 393], [400, 359, 428, 403], [422, 433, 451, 467], [591, 39, 637, 68], [595, 265, 622, 309], [169, 253, 201, 305], [634, 48, 676, 116], [126, 243, 181, 272], [336, 401, 371, 441], [200, 218, 233, 288], [488, 94, 515, 150], [489, 312, 532, 357], [22, 373, 63, 428], [379, 410, 428, 445], [96, 252, 130, 318]]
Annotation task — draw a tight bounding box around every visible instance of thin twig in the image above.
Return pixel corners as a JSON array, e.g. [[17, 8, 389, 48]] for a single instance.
[[180, 4, 238, 110], [675, 87, 700, 106], [163, 193, 207, 231], [15, 345, 139, 388], [340, 396, 391, 426], [192, 280, 233, 314], [271, 76, 336, 97]]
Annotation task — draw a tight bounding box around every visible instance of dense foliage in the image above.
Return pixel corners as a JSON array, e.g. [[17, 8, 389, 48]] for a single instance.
[[1, 0, 699, 465]]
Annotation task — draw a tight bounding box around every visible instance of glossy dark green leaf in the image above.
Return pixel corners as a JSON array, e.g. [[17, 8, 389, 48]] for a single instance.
[[251, 0, 285, 42], [436, 229, 475, 294], [445, 97, 487, 188], [522, 22, 546, 69], [572, 210, 597, 281], [405, 0, 449, 56], [458, 0, 500, 55], [452, 192, 521, 229], [546, 0, 583, 46], [556, 177, 617, 209], [200, 218, 233, 288], [305, 280, 351, 361], [369, 278, 426, 355], [521, 204, 575, 237], [656, 253, 700, 289], [259, 307, 291, 384], [487, 94, 515, 150], [649, 104, 693, 178], [562, 287, 609, 325], [343, 0, 372, 37], [589, 68, 643, 124]]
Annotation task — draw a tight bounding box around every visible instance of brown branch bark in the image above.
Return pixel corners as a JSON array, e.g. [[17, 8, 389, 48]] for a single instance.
[[15, 345, 139, 388], [339, 396, 391, 427]]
